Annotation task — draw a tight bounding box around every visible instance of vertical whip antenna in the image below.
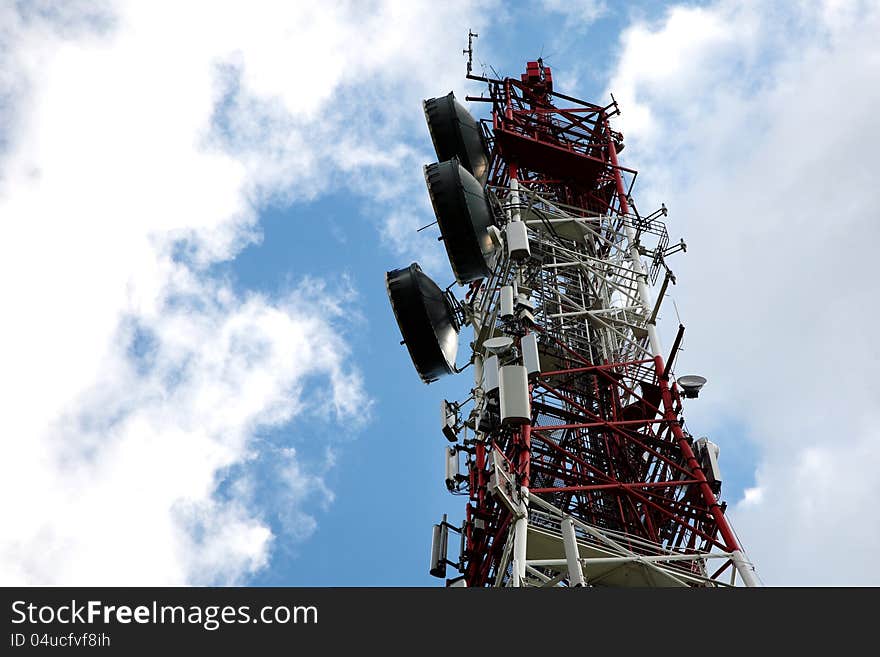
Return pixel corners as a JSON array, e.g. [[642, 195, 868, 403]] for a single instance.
[[464, 29, 478, 75]]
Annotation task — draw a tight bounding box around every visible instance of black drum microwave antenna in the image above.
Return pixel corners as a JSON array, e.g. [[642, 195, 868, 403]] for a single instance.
[[385, 263, 460, 383]]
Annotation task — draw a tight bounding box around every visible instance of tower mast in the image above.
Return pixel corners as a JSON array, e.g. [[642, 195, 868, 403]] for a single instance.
[[386, 53, 760, 587]]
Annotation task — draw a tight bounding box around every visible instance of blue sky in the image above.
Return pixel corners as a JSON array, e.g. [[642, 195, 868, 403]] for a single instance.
[[216, 1, 757, 586], [2, 1, 879, 586]]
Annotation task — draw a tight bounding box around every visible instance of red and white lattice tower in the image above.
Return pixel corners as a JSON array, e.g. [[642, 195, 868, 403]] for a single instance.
[[385, 50, 760, 587]]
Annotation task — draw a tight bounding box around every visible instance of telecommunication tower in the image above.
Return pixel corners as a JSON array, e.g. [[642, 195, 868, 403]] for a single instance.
[[385, 45, 760, 587]]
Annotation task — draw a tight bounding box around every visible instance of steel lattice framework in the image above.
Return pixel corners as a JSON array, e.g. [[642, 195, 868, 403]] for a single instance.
[[397, 56, 761, 587]]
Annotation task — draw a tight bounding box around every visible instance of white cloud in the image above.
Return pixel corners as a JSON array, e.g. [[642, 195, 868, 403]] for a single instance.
[[540, 0, 606, 27], [0, 1, 492, 584], [741, 487, 763, 506], [606, 0, 880, 584]]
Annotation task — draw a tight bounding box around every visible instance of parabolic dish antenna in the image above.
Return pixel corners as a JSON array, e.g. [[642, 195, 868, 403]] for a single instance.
[[677, 374, 707, 398], [425, 159, 495, 284], [385, 263, 459, 383], [423, 92, 490, 185], [483, 336, 514, 355]]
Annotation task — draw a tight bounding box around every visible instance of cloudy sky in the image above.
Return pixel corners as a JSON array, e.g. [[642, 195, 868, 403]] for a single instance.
[[1, 0, 877, 586]]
